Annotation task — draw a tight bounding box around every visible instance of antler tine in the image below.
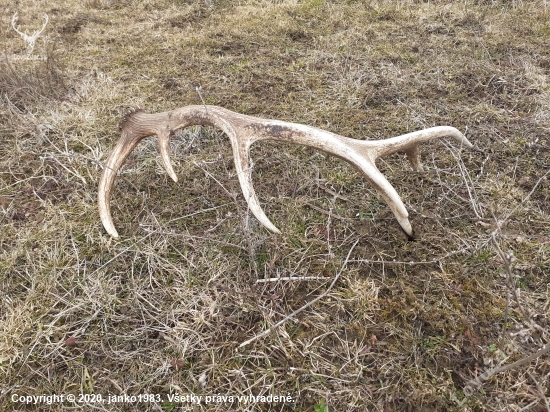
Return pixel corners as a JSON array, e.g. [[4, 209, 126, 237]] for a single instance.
[[98, 105, 473, 238]]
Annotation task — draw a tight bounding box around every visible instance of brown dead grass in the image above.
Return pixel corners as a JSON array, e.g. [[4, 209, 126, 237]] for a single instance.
[[1, 0, 549, 411]]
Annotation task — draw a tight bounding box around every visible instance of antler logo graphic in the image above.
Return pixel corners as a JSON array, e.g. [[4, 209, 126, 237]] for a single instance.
[[11, 12, 49, 56]]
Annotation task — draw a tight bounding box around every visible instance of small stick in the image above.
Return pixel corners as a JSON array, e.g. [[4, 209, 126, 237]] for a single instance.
[[256, 276, 330, 283], [527, 371, 550, 412], [239, 240, 359, 348], [195, 85, 209, 115], [487, 344, 550, 376]]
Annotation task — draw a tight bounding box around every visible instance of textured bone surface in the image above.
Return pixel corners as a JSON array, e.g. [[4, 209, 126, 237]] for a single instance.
[[98, 105, 473, 239]]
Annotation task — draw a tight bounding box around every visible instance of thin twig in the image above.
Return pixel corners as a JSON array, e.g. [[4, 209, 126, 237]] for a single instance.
[[239, 239, 359, 348], [90, 232, 154, 276], [443, 140, 483, 219], [501, 167, 550, 224], [492, 231, 549, 338], [489, 344, 550, 376], [256, 276, 330, 283], [527, 371, 550, 412], [196, 85, 209, 115], [350, 244, 472, 265]]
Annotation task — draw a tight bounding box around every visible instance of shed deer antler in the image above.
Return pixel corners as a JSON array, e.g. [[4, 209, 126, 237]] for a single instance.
[[98, 105, 472, 239]]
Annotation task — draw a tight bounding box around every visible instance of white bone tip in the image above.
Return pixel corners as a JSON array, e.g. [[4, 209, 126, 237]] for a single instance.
[[102, 217, 119, 238], [106, 226, 119, 238], [258, 215, 281, 234], [400, 220, 414, 238]]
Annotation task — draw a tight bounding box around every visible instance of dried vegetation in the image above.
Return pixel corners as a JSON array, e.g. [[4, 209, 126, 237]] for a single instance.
[[1, 0, 549, 411]]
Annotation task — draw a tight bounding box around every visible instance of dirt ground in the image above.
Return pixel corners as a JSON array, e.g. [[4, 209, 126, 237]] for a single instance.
[[1, 0, 549, 411]]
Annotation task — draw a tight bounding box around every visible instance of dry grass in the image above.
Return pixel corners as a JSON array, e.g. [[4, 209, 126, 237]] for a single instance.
[[1, 0, 549, 411]]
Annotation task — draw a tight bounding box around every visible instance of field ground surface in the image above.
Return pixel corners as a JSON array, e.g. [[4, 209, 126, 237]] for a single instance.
[[1, 0, 549, 411]]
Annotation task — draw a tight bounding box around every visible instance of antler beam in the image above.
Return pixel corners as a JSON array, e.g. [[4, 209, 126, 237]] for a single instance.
[[98, 105, 472, 239]]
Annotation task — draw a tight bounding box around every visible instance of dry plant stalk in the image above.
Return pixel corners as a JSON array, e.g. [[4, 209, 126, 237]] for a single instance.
[[239, 239, 359, 348], [98, 105, 473, 238]]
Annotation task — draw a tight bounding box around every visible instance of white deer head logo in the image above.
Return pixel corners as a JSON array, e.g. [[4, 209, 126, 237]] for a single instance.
[[11, 12, 49, 56]]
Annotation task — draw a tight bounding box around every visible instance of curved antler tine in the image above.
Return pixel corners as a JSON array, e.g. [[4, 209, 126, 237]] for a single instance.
[[348, 154, 414, 238], [98, 110, 154, 238], [374, 126, 472, 158], [158, 129, 178, 183], [229, 131, 282, 234], [404, 145, 424, 172], [98, 131, 147, 238]]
